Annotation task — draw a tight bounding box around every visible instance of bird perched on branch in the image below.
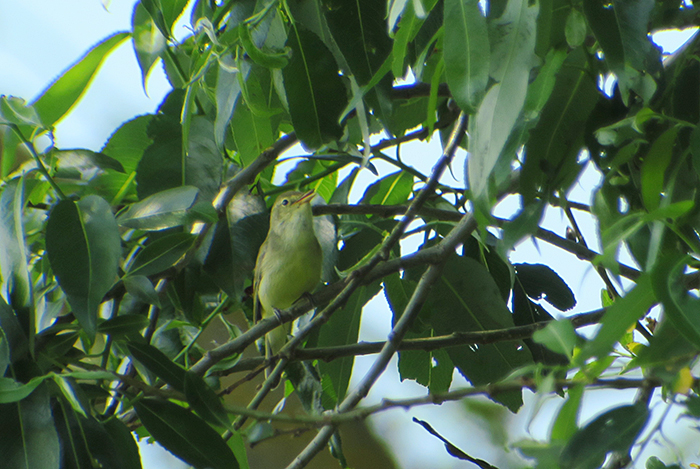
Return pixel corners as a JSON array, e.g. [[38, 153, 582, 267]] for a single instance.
[[253, 190, 323, 365]]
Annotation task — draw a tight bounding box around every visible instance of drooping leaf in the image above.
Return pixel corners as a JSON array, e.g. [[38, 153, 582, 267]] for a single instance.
[[443, 0, 489, 113], [126, 341, 186, 391], [134, 398, 239, 469], [46, 196, 121, 338], [515, 263, 576, 311], [0, 177, 32, 315], [127, 232, 195, 277], [32, 32, 130, 127], [0, 384, 60, 469], [560, 404, 649, 469], [132, 2, 167, 88], [283, 25, 347, 149], [97, 315, 150, 337], [428, 256, 533, 411], [579, 274, 656, 362], [117, 185, 199, 230], [640, 127, 678, 211], [184, 371, 229, 427], [317, 281, 382, 401], [467, 0, 538, 199]]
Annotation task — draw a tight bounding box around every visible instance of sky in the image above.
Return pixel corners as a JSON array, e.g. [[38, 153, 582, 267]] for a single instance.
[[2, 1, 699, 468]]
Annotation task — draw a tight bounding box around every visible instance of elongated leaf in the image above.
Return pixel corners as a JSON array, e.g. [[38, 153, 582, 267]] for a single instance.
[[117, 185, 199, 230], [123, 275, 161, 306], [0, 376, 45, 403], [652, 253, 700, 349], [515, 263, 576, 311], [132, 2, 166, 88], [103, 418, 144, 469], [443, 0, 490, 113], [134, 398, 239, 469], [126, 341, 186, 391], [215, 57, 245, 150], [533, 320, 577, 356], [521, 48, 598, 201], [283, 25, 347, 149], [467, 0, 538, 199], [184, 371, 229, 427], [429, 256, 533, 411], [32, 32, 130, 127], [0, 329, 8, 377], [578, 274, 655, 362], [551, 384, 584, 442], [127, 232, 195, 277], [0, 177, 32, 314], [0, 384, 60, 469], [97, 315, 150, 337], [359, 170, 414, 206], [560, 404, 649, 469], [46, 196, 121, 338], [640, 127, 678, 211], [318, 280, 382, 401]]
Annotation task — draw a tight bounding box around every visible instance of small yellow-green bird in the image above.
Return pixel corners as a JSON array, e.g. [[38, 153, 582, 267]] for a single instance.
[[253, 190, 322, 362]]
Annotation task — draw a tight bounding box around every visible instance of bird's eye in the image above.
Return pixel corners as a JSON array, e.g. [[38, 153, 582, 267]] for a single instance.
[[281, 199, 289, 206]]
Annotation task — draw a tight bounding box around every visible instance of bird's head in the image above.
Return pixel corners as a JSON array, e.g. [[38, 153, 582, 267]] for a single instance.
[[269, 190, 316, 233]]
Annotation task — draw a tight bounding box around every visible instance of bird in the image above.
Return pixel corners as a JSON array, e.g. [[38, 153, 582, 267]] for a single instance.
[[253, 190, 323, 365]]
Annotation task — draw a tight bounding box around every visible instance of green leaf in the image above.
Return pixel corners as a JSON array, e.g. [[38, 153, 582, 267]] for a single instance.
[[551, 384, 583, 441], [467, 0, 538, 199], [126, 341, 186, 391], [318, 281, 382, 401], [578, 274, 656, 363], [533, 320, 577, 357], [32, 32, 130, 127], [139, 0, 188, 39], [214, 56, 244, 150], [564, 9, 587, 48], [0, 376, 45, 403], [46, 196, 121, 338], [0, 177, 32, 314], [117, 185, 199, 230], [652, 254, 700, 349], [134, 398, 240, 469], [123, 275, 161, 306], [640, 127, 678, 211], [515, 263, 576, 311], [230, 90, 275, 168], [521, 48, 598, 201], [429, 256, 533, 411], [323, 0, 392, 85], [443, 0, 490, 113], [97, 314, 150, 337], [103, 418, 144, 469], [184, 371, 229, 427], [359, 170, 414, 206], [53, 375, 88, 418], [283, 25, 347, 149], [132, 2, 167, 88], [0, 328, 8, 377], [0, 384, 60, 469], [127, 232, 195, 277], [560, 404, 649, 469]]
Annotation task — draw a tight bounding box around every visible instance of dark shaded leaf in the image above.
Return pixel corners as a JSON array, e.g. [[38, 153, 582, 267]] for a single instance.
[[126, 342, 186, 391], [127, 232, 195, 277], [515, 263, 576, 311], [560, 404, 649, 469], [46, 196, 121, 338], [318, 281, 382, 401], [134, 398, 239, 469], [0, 384, 60, 469], [429, 256, 533, 411], [283, 25, 346, 149], [97, 315, 150, 337], [184, 371, 229, 427]]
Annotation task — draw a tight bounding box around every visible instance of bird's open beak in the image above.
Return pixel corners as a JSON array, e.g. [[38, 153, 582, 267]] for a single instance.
[[294, 190, 315, 205]]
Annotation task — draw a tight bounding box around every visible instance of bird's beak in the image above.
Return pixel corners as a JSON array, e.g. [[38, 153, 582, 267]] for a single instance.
[[294, 190, 315, 205]]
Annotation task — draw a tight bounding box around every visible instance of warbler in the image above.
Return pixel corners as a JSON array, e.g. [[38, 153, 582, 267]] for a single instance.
[[253, 190, 322, 362]]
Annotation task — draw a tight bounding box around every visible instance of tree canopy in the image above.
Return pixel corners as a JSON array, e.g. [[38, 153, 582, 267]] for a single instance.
[[1, 0, 700, 468]]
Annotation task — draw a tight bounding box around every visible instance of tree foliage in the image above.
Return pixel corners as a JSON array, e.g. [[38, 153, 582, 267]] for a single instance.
[[1, 0, 700, 468]]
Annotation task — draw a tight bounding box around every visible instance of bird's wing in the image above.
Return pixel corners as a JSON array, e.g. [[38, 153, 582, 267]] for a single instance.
[[252, 243, 266, 323]]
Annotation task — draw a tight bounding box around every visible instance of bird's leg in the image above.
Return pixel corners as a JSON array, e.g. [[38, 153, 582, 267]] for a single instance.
[[302, 292, 316, 309]]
